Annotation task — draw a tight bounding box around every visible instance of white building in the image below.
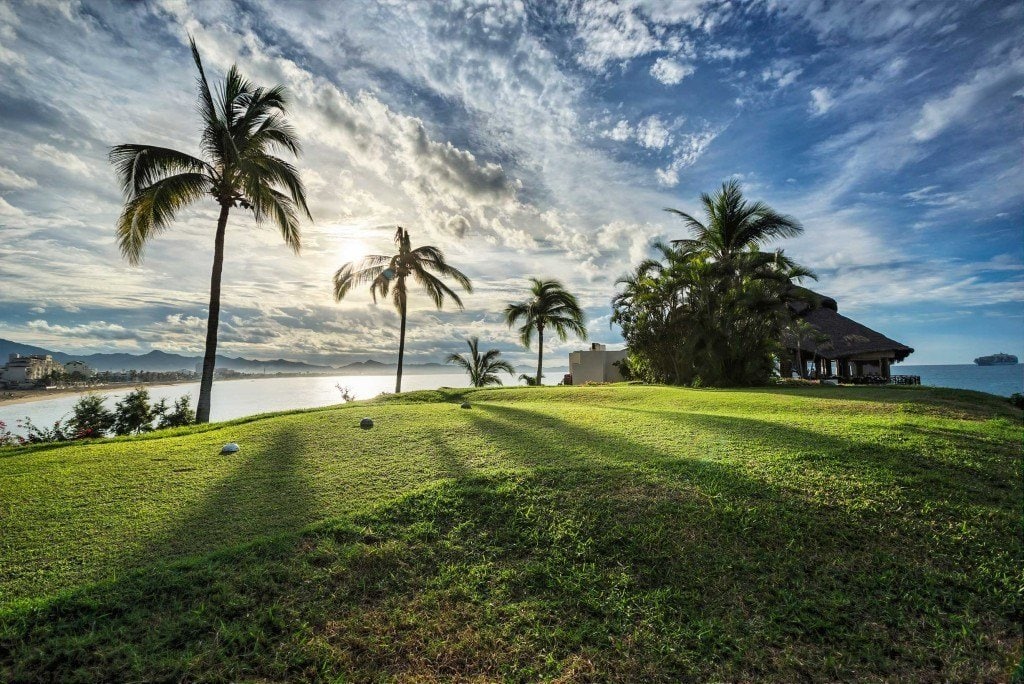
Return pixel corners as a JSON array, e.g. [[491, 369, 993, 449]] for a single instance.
[[567, 343, 627, 385], [64, 360, 94, 377], [1, 354, 65, 386]]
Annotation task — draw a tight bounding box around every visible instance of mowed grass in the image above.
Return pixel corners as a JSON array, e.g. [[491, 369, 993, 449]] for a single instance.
[[0, 384, 1020, 681]]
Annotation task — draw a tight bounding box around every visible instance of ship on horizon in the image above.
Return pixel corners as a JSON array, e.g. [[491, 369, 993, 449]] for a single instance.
[[973, 352, 1018, 366]]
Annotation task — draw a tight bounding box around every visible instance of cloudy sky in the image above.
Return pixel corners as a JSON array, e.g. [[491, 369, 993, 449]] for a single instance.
[[0, 0, 1021, 367]]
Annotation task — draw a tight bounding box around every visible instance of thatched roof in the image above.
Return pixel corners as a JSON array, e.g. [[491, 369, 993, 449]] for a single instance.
[[786, 290, 914, 362]]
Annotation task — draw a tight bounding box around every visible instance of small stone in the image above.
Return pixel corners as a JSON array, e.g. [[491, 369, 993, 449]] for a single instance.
[[220, 442, 240, 454], [460, 402, 471, 409], [360, 417, 374, 429]]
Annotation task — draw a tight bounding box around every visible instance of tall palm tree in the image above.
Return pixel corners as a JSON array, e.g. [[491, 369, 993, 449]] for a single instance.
[[109, 38, 310, 423], [446, 337, 515, 387], [505, 278, 587, 386], [334, 227, 472, 393], [666, 179, 802, 265]]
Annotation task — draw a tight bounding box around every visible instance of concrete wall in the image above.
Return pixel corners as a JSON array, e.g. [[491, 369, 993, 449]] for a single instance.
[[568, 346, 627, 384]]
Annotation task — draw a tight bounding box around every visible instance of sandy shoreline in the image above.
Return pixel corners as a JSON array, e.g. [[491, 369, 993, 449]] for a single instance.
[[0, 379, 200, 408]]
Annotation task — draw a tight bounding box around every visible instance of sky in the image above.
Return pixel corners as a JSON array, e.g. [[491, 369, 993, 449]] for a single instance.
[[0, 0, 1021, 367]]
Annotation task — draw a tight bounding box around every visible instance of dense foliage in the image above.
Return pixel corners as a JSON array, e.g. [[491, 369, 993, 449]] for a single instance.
[[612, 182, 813, 386], [69, 393, 115, 438], [3, 390, 195, 446]]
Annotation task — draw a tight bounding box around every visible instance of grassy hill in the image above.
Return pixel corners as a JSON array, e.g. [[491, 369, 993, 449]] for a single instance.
[[0, 384, 1020, 681]]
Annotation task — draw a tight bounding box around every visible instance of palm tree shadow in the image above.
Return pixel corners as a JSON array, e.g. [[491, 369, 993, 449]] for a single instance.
[[116, 422, 320, 579]]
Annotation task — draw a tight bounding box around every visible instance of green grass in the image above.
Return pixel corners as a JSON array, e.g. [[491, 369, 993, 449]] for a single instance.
[[0, 384, 1020, 681]]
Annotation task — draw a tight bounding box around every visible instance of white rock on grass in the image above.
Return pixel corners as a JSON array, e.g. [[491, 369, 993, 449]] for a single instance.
[[220, 442, 240, 454]]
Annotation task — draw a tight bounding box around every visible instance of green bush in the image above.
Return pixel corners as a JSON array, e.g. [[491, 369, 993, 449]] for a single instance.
[[69, 394, 114, 438], [113, 388, 155, 436], [155, 395, 196, 428]]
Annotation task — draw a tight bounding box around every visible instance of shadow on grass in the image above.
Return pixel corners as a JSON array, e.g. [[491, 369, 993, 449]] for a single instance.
[[0, 403, 1017, 681], [589, 404, 1018, 504], [737, 384, 1021, 418], [113, 421, 321, 583], [1, 469, 1016, 681]]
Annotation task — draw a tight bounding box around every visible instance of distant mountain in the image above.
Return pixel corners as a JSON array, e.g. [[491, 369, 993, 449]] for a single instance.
[[0, 339, 464, 374]]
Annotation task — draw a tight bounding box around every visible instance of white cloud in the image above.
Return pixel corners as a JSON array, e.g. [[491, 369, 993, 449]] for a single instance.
[[762, 63, 802, 89], [0, 165, 37, 189], [564, 0, 716, 72], [655, 127, 722, 186], [649, 57, 694, 85], [808, 86, 834, 116], [31, 143, 92, 176], [0, 197, 24, 216], [706, 45, 750, 61], [635, 115, 672, 149], [604, 119, 633, 142], [912, 57, 1024, 141], [567, 0, 662, 71]]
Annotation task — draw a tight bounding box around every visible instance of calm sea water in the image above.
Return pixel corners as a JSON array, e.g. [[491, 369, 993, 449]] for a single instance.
[[0, 373, 470, 437], [2, 365, 1019, 437], [893, 364, 1022, 397]]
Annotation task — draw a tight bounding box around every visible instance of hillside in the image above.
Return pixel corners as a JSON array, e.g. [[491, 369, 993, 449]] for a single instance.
[[0, 338, 479, 374], [0, 385, 1019, 681]]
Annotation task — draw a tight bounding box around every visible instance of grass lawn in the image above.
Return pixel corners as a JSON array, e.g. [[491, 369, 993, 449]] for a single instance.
[[0, 384, 1020, 681]]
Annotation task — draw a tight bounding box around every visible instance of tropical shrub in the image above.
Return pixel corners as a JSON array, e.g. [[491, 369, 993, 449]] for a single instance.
[[0, 420, 15, 447], [17, 418, 70, 444], [154, 395, 196, 428], [113, 389, 155, 436], [446, 337, 516, 387], [69, 394, 115, 439]]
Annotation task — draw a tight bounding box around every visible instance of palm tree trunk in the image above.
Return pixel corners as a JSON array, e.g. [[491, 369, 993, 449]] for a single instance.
[[196, 203, 230, 424], [535, 325, 544, 386], [395, 290, 407, 394]]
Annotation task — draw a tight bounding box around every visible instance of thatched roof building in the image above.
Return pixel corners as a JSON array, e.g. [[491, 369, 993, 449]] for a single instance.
[[783, 290, 913, 380]]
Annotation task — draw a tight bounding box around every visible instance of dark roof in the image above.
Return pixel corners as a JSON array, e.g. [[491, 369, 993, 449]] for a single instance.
[[786, 290, 914, 362]]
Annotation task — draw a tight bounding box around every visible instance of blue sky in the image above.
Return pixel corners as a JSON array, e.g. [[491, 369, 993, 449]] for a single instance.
[[0, 0, 1021, 366]]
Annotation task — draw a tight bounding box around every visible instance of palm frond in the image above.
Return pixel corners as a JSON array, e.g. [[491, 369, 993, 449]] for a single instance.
[[108, 145, 210, 198], [116, 173, 211, 265]]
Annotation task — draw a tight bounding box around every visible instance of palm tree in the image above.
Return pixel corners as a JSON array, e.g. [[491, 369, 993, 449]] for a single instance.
[[446, 337, 516, 387], [666, 179, 802, 265], [333, 227, 472, 393], [783, 319, 820, 379], [109, 38, 311, 423], [505, 278, 587, 386]]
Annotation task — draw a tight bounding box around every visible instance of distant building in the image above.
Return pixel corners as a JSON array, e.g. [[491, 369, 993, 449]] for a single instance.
[[567, 343, 627, 385], [1, 354, 65, 386], [64, 360, 94, 377]]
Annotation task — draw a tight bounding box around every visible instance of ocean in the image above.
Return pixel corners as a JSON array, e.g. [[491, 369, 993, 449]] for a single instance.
[[893, 364, 1022, 397]]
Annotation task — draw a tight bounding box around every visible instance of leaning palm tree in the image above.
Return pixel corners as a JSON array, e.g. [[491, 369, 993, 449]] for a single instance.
[[446, 337, 515, 387], [109, 38, 311, 423], [505, 278, 587, 386], [666, 179, 802, 264], [334, 227, 472, 393]]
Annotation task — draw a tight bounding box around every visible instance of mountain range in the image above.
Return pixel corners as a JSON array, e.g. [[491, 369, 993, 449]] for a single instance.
[[0, 339, 454, 375]]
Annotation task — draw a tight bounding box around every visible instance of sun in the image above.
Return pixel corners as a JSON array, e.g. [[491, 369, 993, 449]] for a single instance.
[[337, 237, 370, 265]]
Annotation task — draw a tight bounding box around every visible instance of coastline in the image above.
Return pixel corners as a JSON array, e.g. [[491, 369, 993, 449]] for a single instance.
[[0, 379, 201, 408]]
